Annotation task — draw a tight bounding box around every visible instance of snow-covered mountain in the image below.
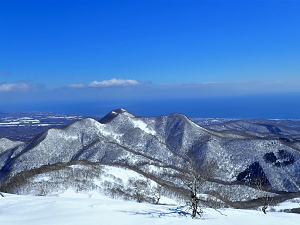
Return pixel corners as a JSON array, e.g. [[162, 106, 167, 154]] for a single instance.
[[0, 108, 300, 203], [201, 118, 300, 138]]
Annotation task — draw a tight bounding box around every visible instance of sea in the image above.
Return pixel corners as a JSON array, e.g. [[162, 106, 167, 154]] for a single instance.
[[3, 93, 299, 119]]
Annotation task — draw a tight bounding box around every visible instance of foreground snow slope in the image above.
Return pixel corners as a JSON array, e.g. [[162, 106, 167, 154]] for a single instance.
[[0, 194, 299, 225]]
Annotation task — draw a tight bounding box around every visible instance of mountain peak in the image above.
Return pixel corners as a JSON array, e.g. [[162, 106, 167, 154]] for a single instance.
[[113, 108, 135, 117], [113, 108, 126, 113], [99, 108, 135, 124]]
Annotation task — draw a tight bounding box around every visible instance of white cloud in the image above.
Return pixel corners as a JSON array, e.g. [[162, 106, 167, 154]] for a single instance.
[[68, 78, 140, 88], [88, 78, 139, 87], [0, 83, 31, 92], [68, 83, 86, 88]]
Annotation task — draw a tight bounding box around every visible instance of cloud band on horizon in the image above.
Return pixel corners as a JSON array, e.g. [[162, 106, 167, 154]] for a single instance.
[[0, 83, 31, 92], [68, 78, 141, 88]]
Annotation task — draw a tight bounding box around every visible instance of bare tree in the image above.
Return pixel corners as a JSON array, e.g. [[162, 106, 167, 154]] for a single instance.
[[180, 151, 217, 218], [146, 178, 162, 204], [253, 177, 273, 214]]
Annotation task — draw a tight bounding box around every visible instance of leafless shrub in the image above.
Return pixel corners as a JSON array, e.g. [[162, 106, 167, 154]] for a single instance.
[[146, 178, 162, 204], [109, 186, 129, 199], [38, 187, 47, 196], [205, 194, 228, 209], [127, 178, 150, 203], [280, 208, 300, 214], [179, 150, 218, 218], [253, 177, 273, 214]]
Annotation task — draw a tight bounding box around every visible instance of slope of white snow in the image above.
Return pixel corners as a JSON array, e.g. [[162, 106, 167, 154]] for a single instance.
[[101, 165, 145, 183], [0, 138, 23, 153], [132, 119, 156, 135], [0, 193, 299, 225]]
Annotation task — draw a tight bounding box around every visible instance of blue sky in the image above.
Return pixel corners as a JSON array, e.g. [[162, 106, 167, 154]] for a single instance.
[[1, 0, 300, 117]]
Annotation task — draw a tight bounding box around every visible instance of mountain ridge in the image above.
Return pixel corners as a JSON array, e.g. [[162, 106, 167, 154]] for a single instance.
[[1, 109, 300, 201]]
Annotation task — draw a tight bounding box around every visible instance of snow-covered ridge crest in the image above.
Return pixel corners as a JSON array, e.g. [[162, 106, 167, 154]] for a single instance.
[[111, 108, 135, 118], [118, 108, 136, 118], [99, 108, 136, 124]]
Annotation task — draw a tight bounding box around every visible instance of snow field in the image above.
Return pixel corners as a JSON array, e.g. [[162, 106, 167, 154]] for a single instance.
[[0, 193, 299, 225]]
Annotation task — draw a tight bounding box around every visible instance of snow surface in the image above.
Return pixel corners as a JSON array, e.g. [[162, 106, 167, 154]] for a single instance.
[[0, 193, 299, 225], [101, 165, 145, 183], [123, 111, 135, 118], [32, 174, 51, 182], [132, 119, 156, 135]]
